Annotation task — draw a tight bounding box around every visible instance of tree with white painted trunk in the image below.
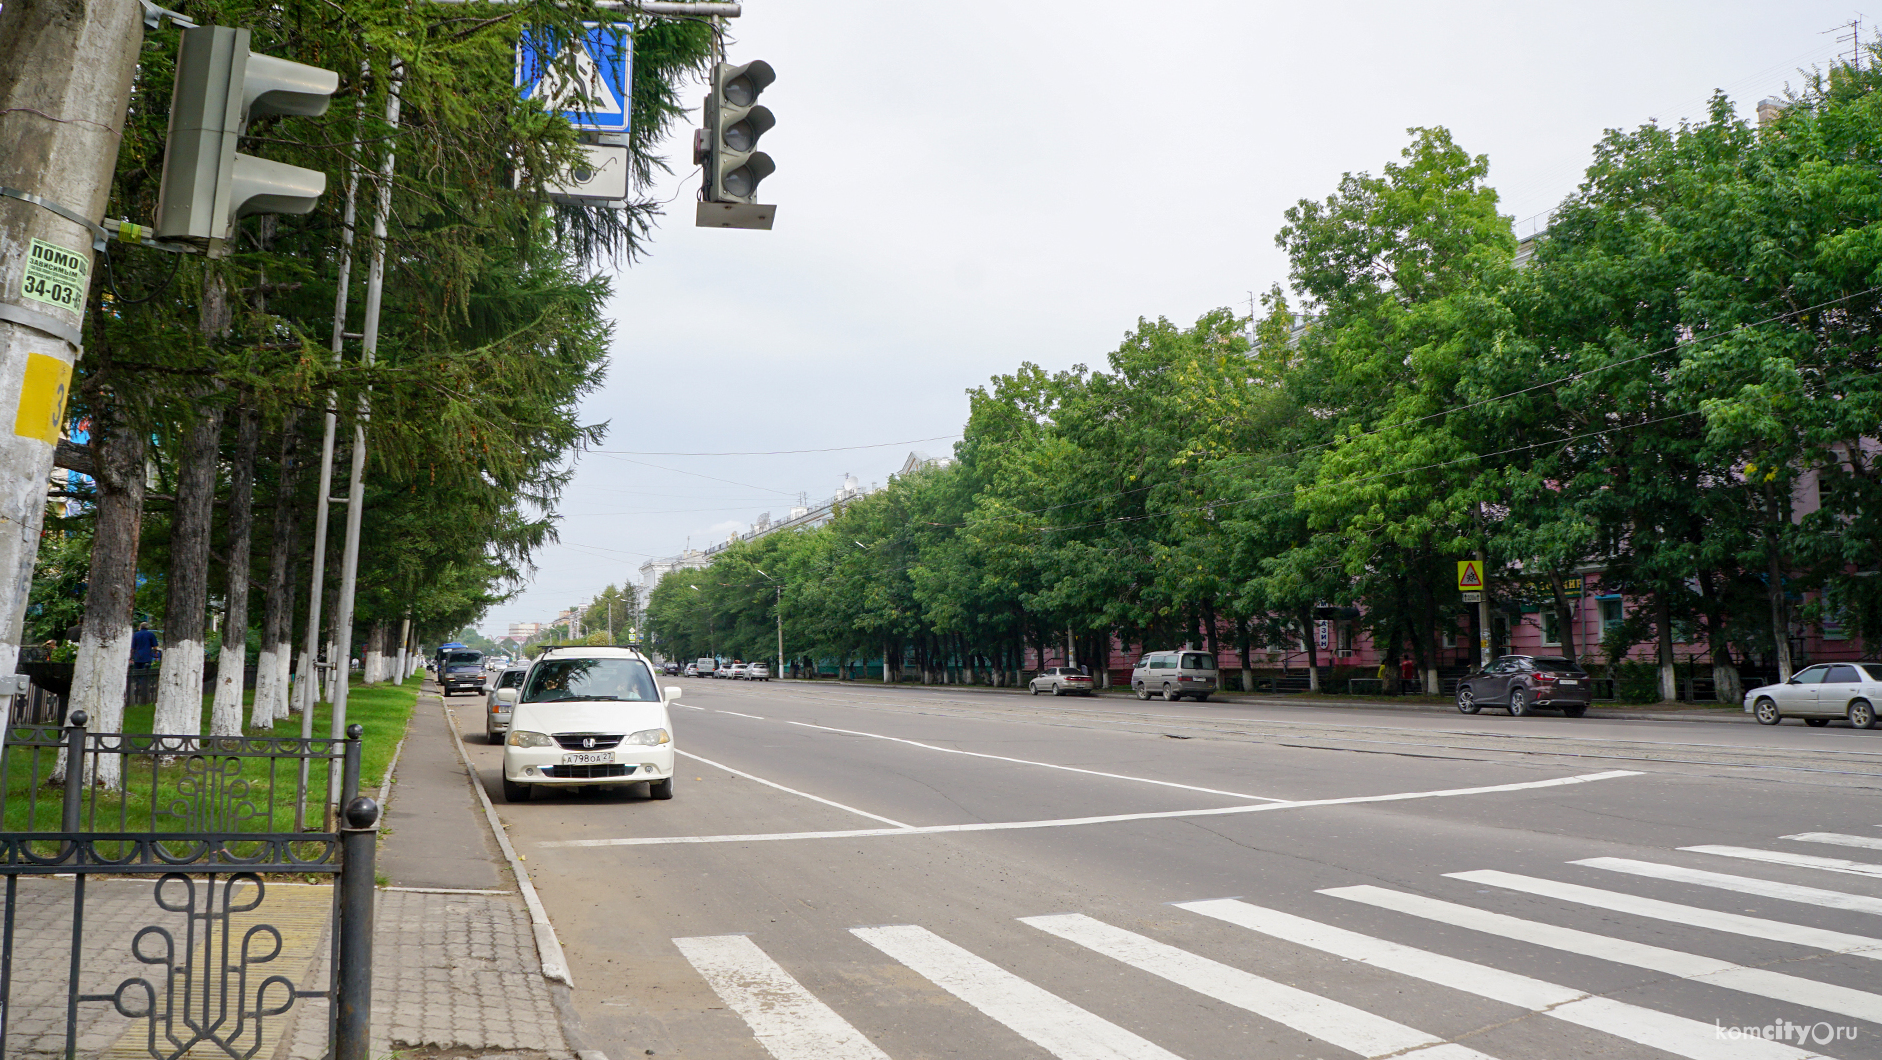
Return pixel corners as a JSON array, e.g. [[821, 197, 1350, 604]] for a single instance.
[[210, 406, 259, 736], [154, 403, 224, 737], [64, 406, 146, 789]]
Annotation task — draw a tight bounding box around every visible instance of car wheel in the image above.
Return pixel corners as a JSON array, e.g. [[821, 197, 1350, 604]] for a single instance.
[[1030, 683, 1039, 695], [648, 777, 674, 800], [1457, 687, 1480, 714], [1805, 717, 1832, 727], [1135, 683, 1150, 701], [1754, 697, 1781, 725], [501, 778, 530, 803], [1164, 684, 1180, 701], [1850, 700, 1878, 730], [1052, 684, 1064, 697], [1508, 689, 1532, 717], [1562, 705, 1586, 718]]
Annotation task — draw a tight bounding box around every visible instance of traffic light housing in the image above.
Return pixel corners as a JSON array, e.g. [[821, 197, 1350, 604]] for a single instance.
[[155, 26, 338, 256], [697, 59, 776, 230]]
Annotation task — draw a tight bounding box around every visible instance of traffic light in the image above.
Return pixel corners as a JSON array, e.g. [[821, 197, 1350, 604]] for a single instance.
[[155, 26, 338, 257], [697, 59, 776, 230]]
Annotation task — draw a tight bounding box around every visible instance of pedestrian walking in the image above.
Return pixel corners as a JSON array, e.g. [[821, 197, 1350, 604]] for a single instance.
[[132, 622, 160, 669]]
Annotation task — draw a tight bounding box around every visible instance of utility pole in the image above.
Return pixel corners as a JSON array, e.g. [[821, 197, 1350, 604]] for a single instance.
[[0, 0, 146, 721], [328, 61, 402, 821]]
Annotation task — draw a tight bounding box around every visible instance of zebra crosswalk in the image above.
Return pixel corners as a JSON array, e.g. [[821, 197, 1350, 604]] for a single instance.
[[672, 830, 1882, 1060]]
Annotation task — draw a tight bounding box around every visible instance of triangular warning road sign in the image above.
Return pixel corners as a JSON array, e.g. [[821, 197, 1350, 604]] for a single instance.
[[1457, 561, 1483, 590]]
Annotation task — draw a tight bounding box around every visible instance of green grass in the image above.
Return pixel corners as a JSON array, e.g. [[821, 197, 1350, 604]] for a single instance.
[[1, 672, 419, 836]]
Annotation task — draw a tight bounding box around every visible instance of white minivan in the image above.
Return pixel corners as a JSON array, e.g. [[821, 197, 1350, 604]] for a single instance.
[[694, 657, 718, 678], [1131, 650, 1218, 702], [499, 646, 678, 802]]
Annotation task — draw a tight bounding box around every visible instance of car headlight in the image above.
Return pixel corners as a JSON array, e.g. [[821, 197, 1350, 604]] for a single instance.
[[625, 728, 671, 746], [507, 730, 554, 748]]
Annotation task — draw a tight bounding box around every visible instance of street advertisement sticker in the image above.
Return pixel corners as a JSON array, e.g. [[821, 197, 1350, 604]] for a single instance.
[[12, 352, 73, 444], [21, 238, 90, 315]]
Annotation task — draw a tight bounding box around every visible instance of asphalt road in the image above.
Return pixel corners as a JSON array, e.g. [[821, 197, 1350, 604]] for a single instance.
[[455, 678, 1882, 1060]]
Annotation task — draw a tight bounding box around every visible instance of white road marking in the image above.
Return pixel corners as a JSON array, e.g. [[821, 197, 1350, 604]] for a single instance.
[[675, 750, 912, 829], [673, 703, 705, 710], [540, 770, 1641, 848], [1326, 885, 1882, 1023], [1450, 869, 1882, 955], [1784, 831, 1882, 852], [674, 935, 891, 1060], [1021, 913, 1498, 1060], [781, 719, 1287, 802], [1178, 899, 1820, 1060], [1575, 857, 1882, 915], [719, 710, 766, 719], [1682, 845, 1882, 880], [851, 924, 1185, 1060]]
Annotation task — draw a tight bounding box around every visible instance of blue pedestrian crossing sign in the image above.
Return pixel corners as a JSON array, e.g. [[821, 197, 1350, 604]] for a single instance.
[[517, 23, 633, 132]]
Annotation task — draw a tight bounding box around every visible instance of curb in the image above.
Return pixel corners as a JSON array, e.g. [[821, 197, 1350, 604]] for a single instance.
[[435, 689, 574, 987], [784, 678, 1754, 724]]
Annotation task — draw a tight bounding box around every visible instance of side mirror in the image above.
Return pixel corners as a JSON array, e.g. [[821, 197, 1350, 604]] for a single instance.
[[494, 687, 518, 705], [665, 685, 683, 701]]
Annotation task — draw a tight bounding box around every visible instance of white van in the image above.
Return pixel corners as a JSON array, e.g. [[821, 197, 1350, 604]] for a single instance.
[[694, 657, 718, 678], [1131, 650, 1218, 702]]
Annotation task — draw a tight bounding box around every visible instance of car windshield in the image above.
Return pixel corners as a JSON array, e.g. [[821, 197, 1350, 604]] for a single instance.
[[447, 652, 480, 665], [521, 657, 658, 703], [1182, 654, 1216, 670], [1530, 658, 1583, 673], [499, 670, 526, 688]]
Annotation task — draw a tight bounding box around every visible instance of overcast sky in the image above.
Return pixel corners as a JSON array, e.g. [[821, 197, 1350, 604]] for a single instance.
[[482, 0, 1859, 641]]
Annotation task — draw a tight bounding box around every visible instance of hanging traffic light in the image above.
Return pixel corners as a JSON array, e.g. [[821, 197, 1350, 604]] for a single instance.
[[155, 26, 338, 257], [697, 59, 776, 230]]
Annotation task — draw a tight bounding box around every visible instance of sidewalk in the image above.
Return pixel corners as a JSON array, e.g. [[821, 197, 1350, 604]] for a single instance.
[[0, 679, 584, 1059], [786, 676, 1754, 723]]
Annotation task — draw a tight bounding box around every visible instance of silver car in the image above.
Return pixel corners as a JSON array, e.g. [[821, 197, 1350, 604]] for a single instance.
[[1131, 651, 1217, 702], [1745, 662, 1881, 728], [1029, 666, 1096, 696], [485, 664, 530, 741]]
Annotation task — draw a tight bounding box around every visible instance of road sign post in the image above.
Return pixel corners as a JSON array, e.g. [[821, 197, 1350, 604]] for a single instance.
[[1459, 557, 1491, 666]]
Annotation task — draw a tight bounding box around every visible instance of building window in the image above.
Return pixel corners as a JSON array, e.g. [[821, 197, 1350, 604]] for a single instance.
[[1336, 623, 1354, 657], [1599, 597, 1624, 633], [1539, 611, 1562, 647]]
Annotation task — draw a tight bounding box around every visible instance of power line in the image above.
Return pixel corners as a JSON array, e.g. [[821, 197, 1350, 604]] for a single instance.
[[588, 434, 958, 457]]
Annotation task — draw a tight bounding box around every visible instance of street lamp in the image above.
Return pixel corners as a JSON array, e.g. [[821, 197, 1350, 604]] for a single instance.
[[753, 567, 783, 681]]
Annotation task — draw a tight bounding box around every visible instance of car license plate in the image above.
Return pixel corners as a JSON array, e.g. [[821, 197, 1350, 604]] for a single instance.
[[1558, 679, 1578, 685], [561, 751, 614, 765]]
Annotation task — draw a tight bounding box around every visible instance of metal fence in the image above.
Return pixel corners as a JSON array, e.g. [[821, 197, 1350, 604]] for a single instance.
[[0, 712, 378, 1060]]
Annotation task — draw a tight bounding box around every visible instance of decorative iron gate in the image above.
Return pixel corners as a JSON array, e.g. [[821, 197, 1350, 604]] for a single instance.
[[0, 711, 378, 1059]]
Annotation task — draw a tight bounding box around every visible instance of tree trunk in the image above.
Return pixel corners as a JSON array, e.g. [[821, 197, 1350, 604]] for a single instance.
[[210, 406, 258, 736], [1765, 489, 1794, 682], [364, 619, 386, 684], [66, 409, 145, 788], [154, 406, 225, 737], [1237, 619, 1253, 696], [254, 415, 301, 728], [1697, 568, 1741, 706], [1656, 587, 1679, 702], [1299, 607, 1321, 692], [1546, 569, 1577, 665]]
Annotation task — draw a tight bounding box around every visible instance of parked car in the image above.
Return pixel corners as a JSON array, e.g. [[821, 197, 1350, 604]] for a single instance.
[[746, 662, 770, 681], [1745, 662, 1881, 728], [501, 645, 678, 803], [663, 661, 682, 676], [696, 657, 719, 678], [726, 662, 749, 680], [1131, 651, 1217, 701], [1456, 655, 1592, 717], [439, 650, 486, 697], [1030, 666, 1096, 697], [684, 664, 701, 678], [485, 664, 530, 741]]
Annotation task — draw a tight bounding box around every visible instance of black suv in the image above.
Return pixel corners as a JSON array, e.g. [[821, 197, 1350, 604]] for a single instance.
[[1457, 655, 1592, 717], [440, 650, 486, 697]]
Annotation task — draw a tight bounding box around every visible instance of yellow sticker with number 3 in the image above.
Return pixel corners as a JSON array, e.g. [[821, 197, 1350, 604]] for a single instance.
[[12, 353, 73, 444]]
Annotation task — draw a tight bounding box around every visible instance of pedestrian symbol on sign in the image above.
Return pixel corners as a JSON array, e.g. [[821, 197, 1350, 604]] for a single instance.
[[1457, 561, 1483, 590], [516, 23, 633, 132]]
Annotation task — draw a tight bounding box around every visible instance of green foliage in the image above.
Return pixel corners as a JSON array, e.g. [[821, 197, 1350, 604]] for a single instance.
[[646, 57, 1882, 688]]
